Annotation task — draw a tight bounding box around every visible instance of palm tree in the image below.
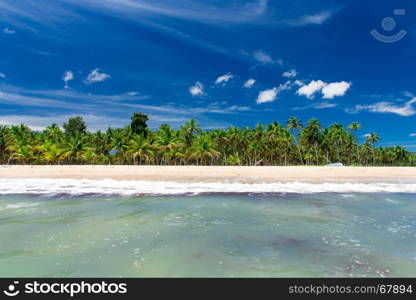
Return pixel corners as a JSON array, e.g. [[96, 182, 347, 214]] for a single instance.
[[127, 134, 154, 165], [0, 125, 9, 163], [44, 124, 63, 143], [180, 119, 201, 147], [348, 122, 361, 164], [93, 129, 113, 164], [225, 154, 241, 166], [392, 146, 408, 166], [328, 123, 349, 163], [11, 145, 33, 164], [300, 118, 321, 165], [111, 129, 129, 164], [42, 144, 65, 164], [0, 114, 411, 167], [62, 132, 87, 163], [155, 124, 181, 165], [366, 133, 380, 165], [286, 117, 304, 165], [81, 148, 98, 164], [190, 134, 220, 165], [279, 128, 293, 165]]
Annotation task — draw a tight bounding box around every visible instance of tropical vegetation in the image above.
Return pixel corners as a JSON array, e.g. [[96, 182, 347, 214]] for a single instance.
[[0, 114, 414, 166]]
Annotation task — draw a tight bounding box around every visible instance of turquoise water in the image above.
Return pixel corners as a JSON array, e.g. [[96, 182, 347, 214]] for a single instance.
[[0, 192, 416, 277]]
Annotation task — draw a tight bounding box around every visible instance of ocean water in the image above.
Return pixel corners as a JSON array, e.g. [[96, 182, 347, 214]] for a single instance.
[[0, 179, 416, 277]]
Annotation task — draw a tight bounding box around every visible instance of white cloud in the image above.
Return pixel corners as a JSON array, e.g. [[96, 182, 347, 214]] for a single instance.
[[84, 68, 110, 84], [314, 102, 338, 109], [0, 73, 5, 79], [256, 81, 291, 104], [277, 80, 292, 92], [350, 97, 416, 117], [409, 133, 416, 137], [296, 80, 327, 99], [253, 49, 279, 64], [294, 80, 304, 86], [256, 88, 278, 104], [296, 80, 351, 99], [62, 71, 74, 89], [322, 81, 351, 99], [404, 91, 414, 98], [292, 101, 338, 111], [73, 0, 268, 25], [282, 69, 297, 78], [0, 87, 153, 113], [0, 91, 81, 110], [215, 73, 233, 85], [297, 11, 333, 25], [191, 102, 251, 114], [243, 79, 256, 88], [189, 81, 204, 96], [3, 28, 16, 34], [228, 105, 250, 112]]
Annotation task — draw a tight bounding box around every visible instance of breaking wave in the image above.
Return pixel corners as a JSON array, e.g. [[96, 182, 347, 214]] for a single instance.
[[0, 178, 415, 196]]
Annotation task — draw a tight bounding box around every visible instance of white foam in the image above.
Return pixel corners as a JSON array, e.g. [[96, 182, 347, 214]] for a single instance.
[[0, 202, 40, 211], [5, 203, 40, 209], [0, 178, 415, 196]]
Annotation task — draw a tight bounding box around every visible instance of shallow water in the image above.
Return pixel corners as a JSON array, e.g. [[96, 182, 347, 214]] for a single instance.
[[0, 191, 416, 277]]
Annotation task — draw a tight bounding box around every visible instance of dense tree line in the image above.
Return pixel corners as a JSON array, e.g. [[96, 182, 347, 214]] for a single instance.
[[0, 114, 414, 166]]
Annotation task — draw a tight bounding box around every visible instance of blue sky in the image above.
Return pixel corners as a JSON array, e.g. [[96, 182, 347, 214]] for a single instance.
[[0, 0, 415, 149]]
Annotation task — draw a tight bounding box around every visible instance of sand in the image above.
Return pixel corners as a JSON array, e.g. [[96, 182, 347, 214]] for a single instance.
[[0, 165, 415, 183]]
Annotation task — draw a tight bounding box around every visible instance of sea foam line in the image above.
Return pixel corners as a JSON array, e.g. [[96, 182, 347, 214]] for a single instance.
[[0, 179, 416, 195]]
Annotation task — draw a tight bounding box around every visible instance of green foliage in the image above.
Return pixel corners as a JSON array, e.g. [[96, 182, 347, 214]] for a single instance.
[[0, 115, 414, 166], [63, 116, 87, 136], [130, 113, 148, 137]]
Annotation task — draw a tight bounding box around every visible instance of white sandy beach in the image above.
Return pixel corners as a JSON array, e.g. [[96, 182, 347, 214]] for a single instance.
[[0, 165, 415, 183]]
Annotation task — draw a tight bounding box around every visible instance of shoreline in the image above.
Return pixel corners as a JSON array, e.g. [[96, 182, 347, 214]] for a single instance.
[[0, 165, 415, 183]]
